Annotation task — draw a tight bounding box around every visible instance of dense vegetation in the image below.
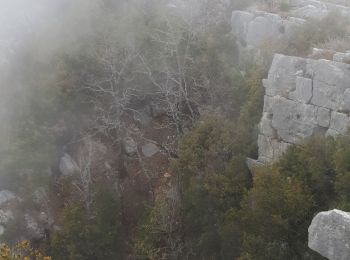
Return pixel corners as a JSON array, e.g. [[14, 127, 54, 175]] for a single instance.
[[2, 0, 350, 259]]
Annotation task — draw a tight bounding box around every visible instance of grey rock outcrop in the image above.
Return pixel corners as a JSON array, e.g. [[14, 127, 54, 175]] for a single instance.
[[142, 143, 160, 157], [257, 53, 350, 162], [124, 137, 138, 154], [290, 0, 350, 19], [231, 0, 350, 64], [231, 10, 304, 49], [308, 209, 350, 260], [0, 190, 17, 205], [59, 153, 80, 176], [333, 51, 350, 64]]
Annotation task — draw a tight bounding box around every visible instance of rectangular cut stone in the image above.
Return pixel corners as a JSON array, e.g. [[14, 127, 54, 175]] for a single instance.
[[271, 97, 318, 143], [340, 88, 350, 112], [265, 54, 306, 97], [294, 76, 313, 103], [316, 107, 331, 128], [310, 60, 350, 110], [329, 111, 350, 135]]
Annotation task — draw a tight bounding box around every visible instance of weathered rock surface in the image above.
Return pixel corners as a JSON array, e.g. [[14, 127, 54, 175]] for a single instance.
[[124, 137, 138, 154], [231, 0, 350, 63], [231, 10, 304, 50], [142, 143, 160, 157], [308, 209, 350, 260], [59, 153, 80, 176], [290, 0, 350, 19], [334, 51, 350, 64], [257, 53, 350, 162], [0, 190, 17, 205]]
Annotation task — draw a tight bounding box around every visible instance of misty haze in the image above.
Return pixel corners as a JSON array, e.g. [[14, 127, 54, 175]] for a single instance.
[[1, 0, 350, 259]]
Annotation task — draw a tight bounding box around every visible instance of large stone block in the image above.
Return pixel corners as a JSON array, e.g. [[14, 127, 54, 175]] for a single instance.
[[231, 11, 254, 43], [316, 107, 331, 128], [271, 97, 318, 143], [329, 111, 350, 135], [309, 209, 350, 260], [265, 54, 306, 97], [289, 76, 313, 103]]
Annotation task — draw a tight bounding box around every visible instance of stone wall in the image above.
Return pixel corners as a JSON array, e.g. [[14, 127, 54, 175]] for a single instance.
[[231, 0, 350, 64], [257, 53, 350, 163]]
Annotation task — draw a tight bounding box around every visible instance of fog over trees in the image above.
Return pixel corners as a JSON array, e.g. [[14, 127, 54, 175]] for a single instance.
[[1, 0, 350, 259]]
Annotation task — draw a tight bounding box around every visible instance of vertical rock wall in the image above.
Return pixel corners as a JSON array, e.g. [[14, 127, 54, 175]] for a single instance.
[[257, 53, 350, 163]]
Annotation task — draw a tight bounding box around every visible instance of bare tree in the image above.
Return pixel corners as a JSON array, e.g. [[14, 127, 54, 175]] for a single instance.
[[82, 44, 140, 138], [74, 138, 94, 213], [138, 10, 205, 136]]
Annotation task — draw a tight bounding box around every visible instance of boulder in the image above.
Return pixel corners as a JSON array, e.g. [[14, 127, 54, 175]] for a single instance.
[[0, 190, 17, 206], [231, 11, 254, 44], [59, 153, 80, 176], [309, 209, 350, 260], [141, 143, 159, 157], [231, 11, 304, 51], [246, 14, 282, 47], [124, 137, 138, 154]]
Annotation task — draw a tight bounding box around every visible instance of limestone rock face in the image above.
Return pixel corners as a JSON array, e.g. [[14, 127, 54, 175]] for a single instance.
[[257, 53, 350, 162], [231, 0, 350, 64], [308, 209, 350, 260], [231, 11, 304, 50]]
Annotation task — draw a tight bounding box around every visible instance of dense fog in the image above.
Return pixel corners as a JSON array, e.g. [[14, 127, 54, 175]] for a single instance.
[[1, 0, 350, 259]]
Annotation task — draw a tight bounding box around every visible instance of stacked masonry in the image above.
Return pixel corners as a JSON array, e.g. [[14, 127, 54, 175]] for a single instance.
[[231, 0, 350, 64], [258, 53, 350, 163]]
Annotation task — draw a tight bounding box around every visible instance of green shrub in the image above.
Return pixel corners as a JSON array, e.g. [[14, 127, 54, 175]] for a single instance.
[[279, 1, 291, 12]]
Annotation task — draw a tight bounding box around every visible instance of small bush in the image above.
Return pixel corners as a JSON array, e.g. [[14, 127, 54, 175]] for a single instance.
[[0, 241, 51, 260], [289, 11, 349, 56], [279, 1, 291, 12], [318, 36, 350, 53]]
